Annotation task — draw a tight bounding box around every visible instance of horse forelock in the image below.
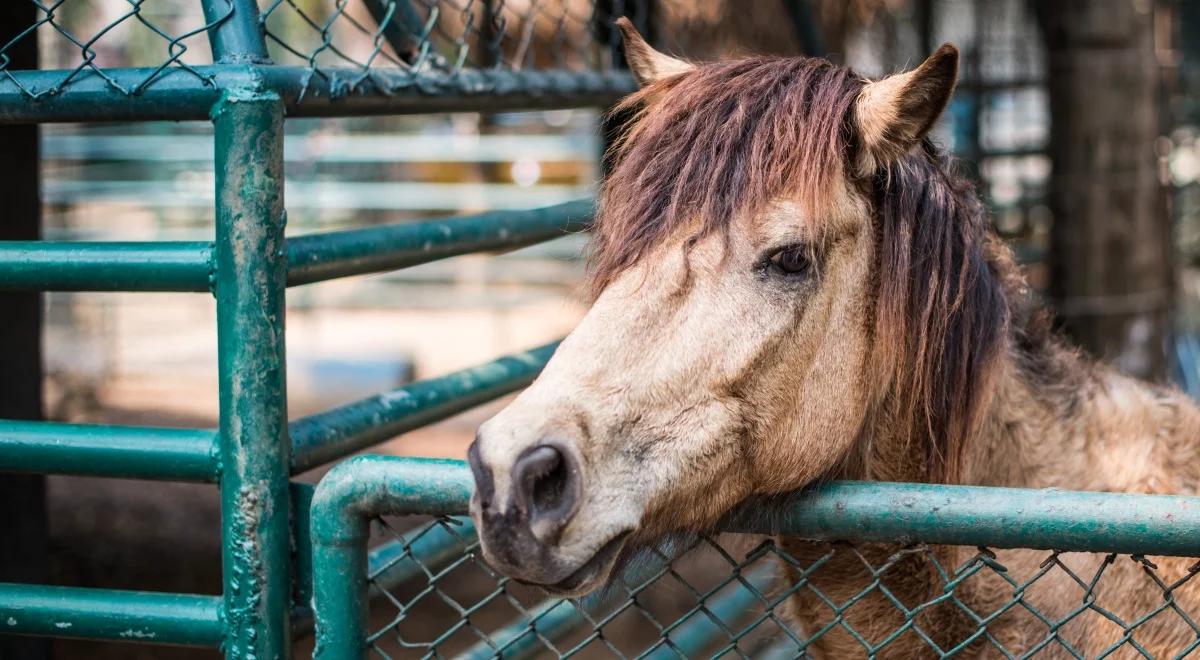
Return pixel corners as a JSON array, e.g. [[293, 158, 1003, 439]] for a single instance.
[[589, 56, 865, 295]]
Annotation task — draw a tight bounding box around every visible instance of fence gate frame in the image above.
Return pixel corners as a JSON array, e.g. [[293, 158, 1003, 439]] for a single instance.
[[0, 0, 633, 657]]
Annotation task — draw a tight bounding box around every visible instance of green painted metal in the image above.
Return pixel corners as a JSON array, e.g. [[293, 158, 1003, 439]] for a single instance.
[[0, 421, 218, 482], [311, 455, 473, 659], [292, 514, 475, 637], [0, 242, 213, 292], [0, 582, 223, 647], [308, 457, 1200, 657], [0, 202, 591, 292], [287, 201, 591, 286], [0, 66, 636, 125], [212, 89, 292, 659], [725, 480, 1200, 557], [201, 0, 270, 64], [290, 342, 559, 473], [365, 516, 476, 596]]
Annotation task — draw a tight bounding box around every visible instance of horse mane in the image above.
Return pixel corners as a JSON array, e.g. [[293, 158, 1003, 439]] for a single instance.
[[871, 147, 1011, 483], [591, 56, 1017, 485]]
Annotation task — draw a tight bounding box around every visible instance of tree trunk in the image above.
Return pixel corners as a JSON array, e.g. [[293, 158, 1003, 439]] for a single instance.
[[1034, 0, 1173, 381]]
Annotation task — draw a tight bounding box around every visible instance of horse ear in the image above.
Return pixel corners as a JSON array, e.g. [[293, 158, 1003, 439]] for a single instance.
[[854, 43, 959, 173], [615, 17, 693, 86]]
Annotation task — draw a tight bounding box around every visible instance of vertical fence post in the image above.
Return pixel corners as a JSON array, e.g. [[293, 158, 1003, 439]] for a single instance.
[[202, 0, 271, 63], [213, 89, 291, 659]]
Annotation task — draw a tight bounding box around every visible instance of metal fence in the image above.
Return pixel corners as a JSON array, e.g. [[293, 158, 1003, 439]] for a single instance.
[[310, 457, 1200, 659], [3, 1, 1200, 659]]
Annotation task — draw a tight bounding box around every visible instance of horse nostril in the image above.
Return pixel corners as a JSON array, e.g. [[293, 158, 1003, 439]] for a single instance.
[[512, 444, 580, 539], [467, 439, 495, 511]]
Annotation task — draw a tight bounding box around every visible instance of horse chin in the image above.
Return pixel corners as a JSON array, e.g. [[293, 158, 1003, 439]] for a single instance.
[[527, 530, 633, 598]]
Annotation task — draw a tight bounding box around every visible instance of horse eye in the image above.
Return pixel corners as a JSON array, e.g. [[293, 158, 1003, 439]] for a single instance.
[[768, 245, 810, 275]]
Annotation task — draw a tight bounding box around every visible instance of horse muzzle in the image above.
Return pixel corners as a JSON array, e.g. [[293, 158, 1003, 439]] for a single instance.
[[467, 437, 628, 595]]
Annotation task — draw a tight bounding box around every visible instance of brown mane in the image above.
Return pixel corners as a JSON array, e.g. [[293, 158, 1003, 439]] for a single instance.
[[591, 56, 1014, 484], [591, 56, 863, 293]]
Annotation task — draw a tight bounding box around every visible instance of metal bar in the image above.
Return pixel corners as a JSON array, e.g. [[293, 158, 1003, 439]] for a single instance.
[[290, 342, 559, 474], [0, 198, 587, 291], [0, 242, 213, 292], [202, 0, 270, 64], [0, 66, 636, 125], [725, 481, 1200, 557], [311, 455, 473, 659], [292, 515, 475, 638], [213, 89, 291, 659], [286, 201, 591, 286], [0, 582, 224, 647], [0, 420, 218, 482]]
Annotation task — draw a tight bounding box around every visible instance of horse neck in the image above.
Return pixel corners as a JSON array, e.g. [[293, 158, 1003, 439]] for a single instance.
[[860, 326, 1200, 493]]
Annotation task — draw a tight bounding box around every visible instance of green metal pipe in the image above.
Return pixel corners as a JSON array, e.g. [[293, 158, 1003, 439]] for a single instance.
[[311, 455, 473, 660], [292, 515, 475, 638], [202, 0, 270, 64], [213, 89, 292, 659], [286, 201, 591, 286], [0, 241, 213, 291], [365, 516, 476, 594], [726, 481, 1200, 557], [308, 459, 1200, 657], [0, 66, 635, 125], [0, 582, 223, 647], [0, 199, 587, 292], [290, 342, 559, 474], [0, 420, 218, 481]]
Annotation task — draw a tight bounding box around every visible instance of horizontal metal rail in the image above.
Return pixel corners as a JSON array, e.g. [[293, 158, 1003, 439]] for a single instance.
[[0, 582, 224, 647], [0, 202, 590, 292], [286, 200, 591, 286], [0, 66, 636, 125], [290, 342, 559, 473], [310, 456, 1200, 658], [0, 242, 213, 292], [0, 421, 219, 482], [724, 481, 1200, 557]]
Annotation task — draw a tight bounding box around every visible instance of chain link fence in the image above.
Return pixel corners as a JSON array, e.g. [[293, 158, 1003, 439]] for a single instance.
[[361, 515, 1200, 659], [0, 0, 645, 101], [0, 1, 222, 98]]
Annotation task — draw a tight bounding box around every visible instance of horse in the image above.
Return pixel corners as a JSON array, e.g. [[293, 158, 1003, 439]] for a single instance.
[[466, 19, 1200, 658]]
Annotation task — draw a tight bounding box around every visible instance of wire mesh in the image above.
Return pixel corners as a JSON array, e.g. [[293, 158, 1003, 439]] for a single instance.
[[0, 0, 645, 101], [0, 1, 222, 99], [363, 515, 1200, 659], [260, 0, 640, 73]]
